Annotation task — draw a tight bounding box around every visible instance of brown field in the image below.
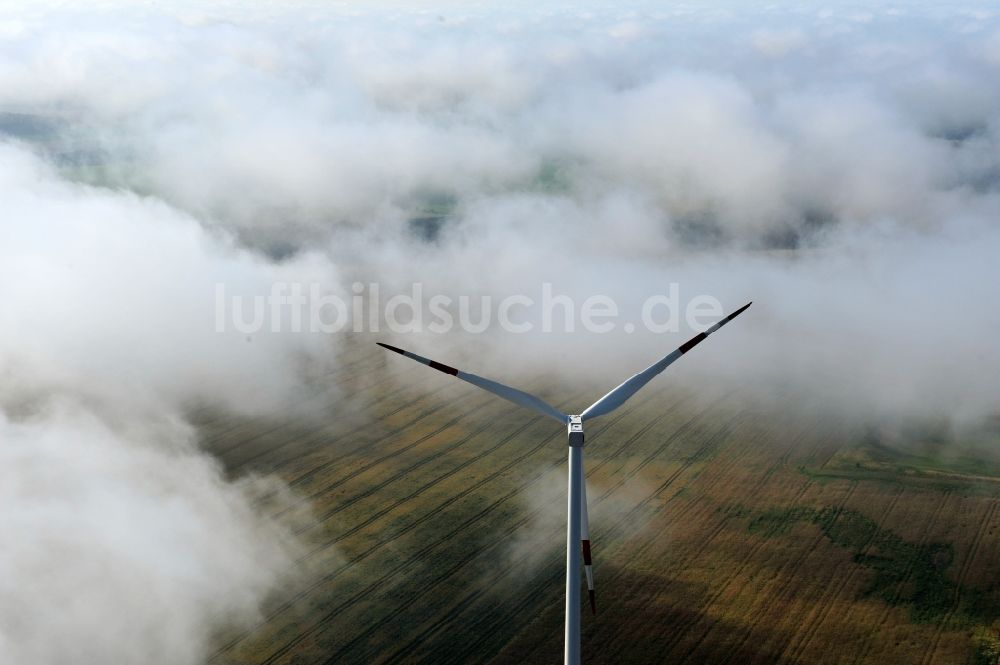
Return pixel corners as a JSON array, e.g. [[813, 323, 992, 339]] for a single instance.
[[198, 339, 1000, 664]]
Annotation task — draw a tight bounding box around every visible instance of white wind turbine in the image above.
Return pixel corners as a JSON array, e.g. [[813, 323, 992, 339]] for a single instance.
[[377, 301, 751, 665]]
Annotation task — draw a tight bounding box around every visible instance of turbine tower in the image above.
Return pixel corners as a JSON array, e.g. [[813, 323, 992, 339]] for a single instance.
[[377, 301, 751, 665]]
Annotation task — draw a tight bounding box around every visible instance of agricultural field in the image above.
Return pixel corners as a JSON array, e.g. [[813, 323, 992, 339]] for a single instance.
[[197, 339, 1000, 665]]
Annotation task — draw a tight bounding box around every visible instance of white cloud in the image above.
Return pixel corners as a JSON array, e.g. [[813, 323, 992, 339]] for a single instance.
[[0, 142, 330, 664], [750, 28, 808, 57], [0, 404, 297, 665]]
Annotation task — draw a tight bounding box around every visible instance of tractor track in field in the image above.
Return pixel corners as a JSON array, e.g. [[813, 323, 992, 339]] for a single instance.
[[228, 379, 464, 519], [199, 335, 494, 458], [222, 374, 432, 473], [247, 378, 464, 483], [216, 333, 517, 473], [659, 419, 835, 653], [301, 410, 548, 561], [296, 385, 596, 558], [321, 400, 804, 662], [657, 471, 818, 659], [589, 393, 737, 504], [406, 394, 731, 665], [310, 392, 689, 665], [197, 346, 396, 451], [596, 424, 807, 653], [300, 404, 541, 544], [202, 357, 436, 474], [383, 394, 709, 662], [227, 377, 453, 480], [258, 385, 481, 519], [677, 481, 859, 665], [203, 351, 994, 665], [210, 400, 564, 664], [579, 417, 811, 661], [715, 479, 866, 663], [920, 500, 999, 665], [458, 395, 767, 664], [234, 391, 648, 665], [293, 381, 585, 506], [478, 418, 745, 665], [289, 393, 503, 535], [778, 486, 906, 664], [850, 489, 954, 665], [214, 425, 559, 664], [212, 382, 588, 659]]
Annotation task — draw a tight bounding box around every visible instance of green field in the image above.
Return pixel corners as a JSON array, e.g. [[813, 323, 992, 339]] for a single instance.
[[196, 340, 1000, 664]]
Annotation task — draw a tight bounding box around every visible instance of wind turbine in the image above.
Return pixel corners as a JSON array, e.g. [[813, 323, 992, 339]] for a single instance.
[[377, 301, 751, 665]]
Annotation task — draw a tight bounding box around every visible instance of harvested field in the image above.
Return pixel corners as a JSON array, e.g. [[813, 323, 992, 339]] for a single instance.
[[200, 341, 1000, 664]]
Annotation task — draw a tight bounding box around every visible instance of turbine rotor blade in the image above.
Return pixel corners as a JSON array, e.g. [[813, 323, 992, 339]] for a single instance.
[[580, 456, 595, 615], [580, 301, 752, 422], [377, 343, 569, 424]]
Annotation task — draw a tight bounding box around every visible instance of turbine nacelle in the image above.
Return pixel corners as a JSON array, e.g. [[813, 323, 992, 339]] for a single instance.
[[567, 415, 584, 447]]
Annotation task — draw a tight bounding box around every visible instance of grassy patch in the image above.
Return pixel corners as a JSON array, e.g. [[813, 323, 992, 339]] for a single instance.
[[747, 506, 816, 537], [801, 422, 1000, 495], [747, 505, 1000, 627], [719, 502, 751, 519], [973, 627, 1000, 665]]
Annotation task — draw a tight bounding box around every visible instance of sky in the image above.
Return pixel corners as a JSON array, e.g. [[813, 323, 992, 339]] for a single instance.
[[1, 1, 999, 663]]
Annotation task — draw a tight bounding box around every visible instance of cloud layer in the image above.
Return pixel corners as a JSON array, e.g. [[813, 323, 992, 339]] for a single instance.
[[1, 1, 1000, 662], [0, 141, 330, 664]]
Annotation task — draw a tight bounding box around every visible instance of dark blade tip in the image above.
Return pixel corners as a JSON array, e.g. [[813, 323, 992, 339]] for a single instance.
[[376, 342, 406, 355], [724, 301, 752, 323], [589, 590, 596, 615]]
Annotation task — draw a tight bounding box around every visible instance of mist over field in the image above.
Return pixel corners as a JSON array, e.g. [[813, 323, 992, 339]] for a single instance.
[[2, 1, 1000, 662]]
